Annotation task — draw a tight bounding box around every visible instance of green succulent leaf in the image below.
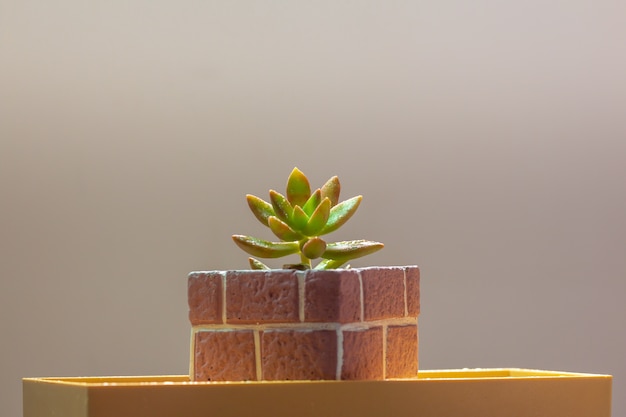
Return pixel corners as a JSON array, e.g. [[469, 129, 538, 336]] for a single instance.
[[249, 257, 270, 270], [301, 237, 327, 259], [269, 190, 293, 223], [319, 195, 362, 235], [302, 189, 322, 216], [314, 258, 348, 270], [234, 168, 385, 269], [291, 205, 309, 231], [246, 194, 275, 226], [268, 216, 304, 241], [303, 197, 331, 236], [286, 167, 311, 207], [321, 239, 384, 262], [320, 176, 340, 206], [232, 235, 300, 258]]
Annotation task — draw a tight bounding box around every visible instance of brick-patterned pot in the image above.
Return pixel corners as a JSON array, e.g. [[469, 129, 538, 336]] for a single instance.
[[188, 265, 420, 381]]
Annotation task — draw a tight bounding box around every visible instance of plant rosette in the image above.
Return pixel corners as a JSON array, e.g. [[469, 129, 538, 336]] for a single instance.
[[188, 169, 420, 381]]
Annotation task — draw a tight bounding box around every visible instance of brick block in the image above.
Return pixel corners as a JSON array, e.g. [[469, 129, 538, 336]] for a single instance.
[[226, 270, 299, 324], [194, 330, 256, 381], [261, 330, 337, 380], [304, 269, 361, 323], [360, 267, 405, 321], [386, 324, 418, 378], [188, 272, 223, 325], [405, 266, 420, 316], [341, 327, 383, 380], [188, 266, 421, 382]]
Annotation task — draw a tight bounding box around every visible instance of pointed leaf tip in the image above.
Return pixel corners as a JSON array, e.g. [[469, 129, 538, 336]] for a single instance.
[[232, 235, 300, 258], [291, 205, 310, 231], [246, 194, 275, 226], [302, 189, 322, 216], [321, 175, 340, 206], [286, 167, 311, 207], [269, 190, 293, 223], [319, 195, 362, 235], [303, 197, 331, 236], [268, 216, 304, 241], [321, 239, 384, 262], [314, 258, 348, 270], [249, 257, 270, 270]]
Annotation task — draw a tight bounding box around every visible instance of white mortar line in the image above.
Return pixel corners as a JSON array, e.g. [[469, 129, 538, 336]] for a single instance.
[[297, 271, 305, 322], [221, 271, 227, 324], [192, 317, 417, 332], [382, 324, 388, 380], [253, 329, 262, 381], [414, 317, 419, 371], [193, 322, 339, 331], [342, 317, 417, 329], [189, 329, 196, 379], [403, 268, 408, 317], [336, 328, 344, 380], [357, 270, 364, 322]]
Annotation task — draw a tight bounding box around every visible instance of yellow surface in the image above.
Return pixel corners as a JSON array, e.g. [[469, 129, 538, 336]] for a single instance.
[[24, 369, 612, 417]]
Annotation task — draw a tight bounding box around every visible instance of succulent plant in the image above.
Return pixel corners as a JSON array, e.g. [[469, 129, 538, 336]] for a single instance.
[[232, 167, 384, 270]]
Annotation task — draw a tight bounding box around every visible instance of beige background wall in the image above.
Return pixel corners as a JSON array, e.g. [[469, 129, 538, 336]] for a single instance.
[[2, 1, 625, 415]]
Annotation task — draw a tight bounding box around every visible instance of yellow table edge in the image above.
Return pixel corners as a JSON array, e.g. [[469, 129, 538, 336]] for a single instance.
[[23, 369, 613, 417], [23, 368, 612, 386]]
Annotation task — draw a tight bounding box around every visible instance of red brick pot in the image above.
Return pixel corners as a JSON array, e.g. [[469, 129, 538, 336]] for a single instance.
[[188, 266, 420, 381]]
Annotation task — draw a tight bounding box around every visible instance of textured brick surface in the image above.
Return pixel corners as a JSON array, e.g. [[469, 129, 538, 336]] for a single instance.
[[341, 327, 383, 380], [226, 270, 299, 323], [405, 266, 420, 316], [304, 269, 361, 323], [261, 330, 337, 380], [194, 330, 256, 381], [360, 267, 405, 321], [189, 267, 421, 382], [386, 324, 418, 378], [188, 272, 223, 325]]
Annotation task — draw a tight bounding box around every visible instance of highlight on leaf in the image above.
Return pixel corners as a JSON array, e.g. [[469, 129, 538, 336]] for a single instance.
[[232, 235, 300, 258], [246, 194, 275, 226], [321, 240, 385, 262], [319, 195, 362, 235], [286, 167, 311, 207], [269, 190, 293, 223], [321, 176, 341, 206]]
